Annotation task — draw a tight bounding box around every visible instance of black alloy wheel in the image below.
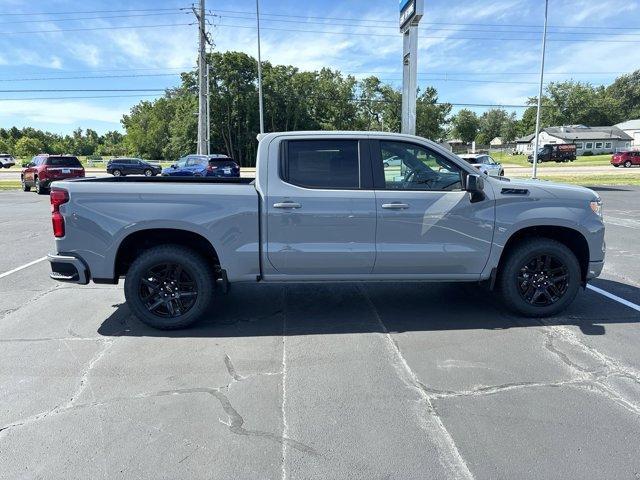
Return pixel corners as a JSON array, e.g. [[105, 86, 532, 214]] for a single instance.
[[113, 169, 122, 177], [516, 254, 569, 307], [139, 263, 198, 318], [144, 169, 153, 177]]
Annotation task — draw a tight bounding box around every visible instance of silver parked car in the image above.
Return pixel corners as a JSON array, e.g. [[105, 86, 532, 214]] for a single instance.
[[458, 153, 504, 176], [0, 154, 15, 168]]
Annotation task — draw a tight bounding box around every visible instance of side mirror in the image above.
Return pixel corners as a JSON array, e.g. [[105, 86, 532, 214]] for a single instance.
[[465, 173, 485, 203], [170, 164, 177, 169]]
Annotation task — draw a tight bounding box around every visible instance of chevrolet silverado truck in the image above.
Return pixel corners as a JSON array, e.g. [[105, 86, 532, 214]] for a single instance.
[[47, 131, 605, 329]]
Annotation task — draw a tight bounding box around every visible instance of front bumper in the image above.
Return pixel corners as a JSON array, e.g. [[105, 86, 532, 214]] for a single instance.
[[586, 260, 604, 280], [48, 253, 90, 285]]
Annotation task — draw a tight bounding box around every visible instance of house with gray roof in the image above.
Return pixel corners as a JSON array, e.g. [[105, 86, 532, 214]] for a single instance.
[[522, 125, 633, 155], [614, 119, 640, 148], [514, 133, 535, 154]]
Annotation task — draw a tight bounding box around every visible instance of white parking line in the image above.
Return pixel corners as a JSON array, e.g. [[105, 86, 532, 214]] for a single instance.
[[0, 257, 47, 279], [587, 284, 640, 313]]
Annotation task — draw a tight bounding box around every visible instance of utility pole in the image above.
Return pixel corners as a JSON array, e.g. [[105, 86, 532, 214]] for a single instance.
[[532, 0, 549, 179], [196, 0, 207, 155], [256, 0, 264, 134], [206, 65, 211, 154]]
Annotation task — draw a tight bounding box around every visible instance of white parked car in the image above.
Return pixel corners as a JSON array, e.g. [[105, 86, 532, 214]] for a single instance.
[[458, 154, 504, 177], [0, 154, 15, 168]]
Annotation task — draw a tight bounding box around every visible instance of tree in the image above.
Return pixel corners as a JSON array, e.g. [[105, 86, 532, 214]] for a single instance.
[[607, 70, 640, 121], [450, 109, 480, 143], [477, 109, 509, 144], [14, 136, 44, 157], [500, 111, 519, 144], [416, 87, 451, 140]]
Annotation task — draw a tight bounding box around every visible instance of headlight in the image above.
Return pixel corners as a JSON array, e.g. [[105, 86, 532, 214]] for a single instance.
[[590, 199, 603, 218]]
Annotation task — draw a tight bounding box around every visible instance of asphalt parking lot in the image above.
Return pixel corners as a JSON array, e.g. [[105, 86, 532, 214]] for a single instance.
[[1, 187, 639, 480]]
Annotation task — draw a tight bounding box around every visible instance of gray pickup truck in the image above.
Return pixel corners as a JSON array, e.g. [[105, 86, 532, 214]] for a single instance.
[[48, 131, 605, 329]]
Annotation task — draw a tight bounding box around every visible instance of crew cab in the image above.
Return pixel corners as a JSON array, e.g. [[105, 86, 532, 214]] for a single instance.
[[47, 132, 605, 329], [22, 154, 85, 194]]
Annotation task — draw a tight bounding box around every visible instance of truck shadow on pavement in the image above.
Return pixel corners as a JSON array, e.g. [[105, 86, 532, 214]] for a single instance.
[[97, 278, 640, 338]]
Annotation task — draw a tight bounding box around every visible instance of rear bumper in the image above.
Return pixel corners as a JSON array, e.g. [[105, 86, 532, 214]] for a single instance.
[[48, 253, 90, 285]]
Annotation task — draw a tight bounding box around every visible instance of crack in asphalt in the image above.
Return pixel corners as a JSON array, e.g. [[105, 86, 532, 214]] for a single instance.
[[358, 285, 475, 480], [0, 352, 315, 458], [0, 284, 60, 322]]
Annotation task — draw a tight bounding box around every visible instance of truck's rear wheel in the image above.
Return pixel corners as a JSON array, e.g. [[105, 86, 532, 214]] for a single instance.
[[498, 238, 580, 317], [124, 245, 214, 329]]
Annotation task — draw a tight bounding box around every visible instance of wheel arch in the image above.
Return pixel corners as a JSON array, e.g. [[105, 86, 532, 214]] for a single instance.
[[496, 225, 590, 284], [114, 228, 221, 279]]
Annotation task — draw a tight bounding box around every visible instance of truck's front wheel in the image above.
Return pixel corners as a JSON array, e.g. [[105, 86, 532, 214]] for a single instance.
[[498, 238, 581, 317], [124, 245, 214, 329]]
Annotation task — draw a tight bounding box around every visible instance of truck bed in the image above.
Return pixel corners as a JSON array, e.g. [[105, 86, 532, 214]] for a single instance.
[[75, 176, 255, 184]]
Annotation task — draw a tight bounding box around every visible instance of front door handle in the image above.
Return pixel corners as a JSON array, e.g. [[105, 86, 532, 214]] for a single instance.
[[273, 202, 302, 209], [381, 202, 409, 209]]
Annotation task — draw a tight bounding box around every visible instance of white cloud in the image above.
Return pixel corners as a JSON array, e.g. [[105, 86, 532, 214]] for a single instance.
[[0, 100, 126, 125]]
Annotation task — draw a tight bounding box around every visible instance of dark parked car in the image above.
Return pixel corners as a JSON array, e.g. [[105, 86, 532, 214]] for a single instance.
[[162, 154, 240, 178], [0, 154, 15, 168], [528, 144, 577, 163], [106, 158, 162, 177], [21, 154, 85, 194], [611, 150, 640, 168]]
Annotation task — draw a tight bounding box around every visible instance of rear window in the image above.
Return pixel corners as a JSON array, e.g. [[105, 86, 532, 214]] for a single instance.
[[46, 156, 81, 167], [282, 140, 360, 189], [209, 160, 238, 168]]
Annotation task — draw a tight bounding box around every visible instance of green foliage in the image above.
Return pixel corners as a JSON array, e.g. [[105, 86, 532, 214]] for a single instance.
[[14, 136, 44, 157], [450, 109, 480, 143]]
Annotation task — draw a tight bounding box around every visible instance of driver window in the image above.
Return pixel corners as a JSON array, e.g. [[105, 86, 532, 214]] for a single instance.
[[379, 141, 462, 191]]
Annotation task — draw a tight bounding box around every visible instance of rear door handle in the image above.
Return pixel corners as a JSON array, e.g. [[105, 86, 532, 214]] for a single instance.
[[273, 202, 302, 209], [381, 203, 409, 209]]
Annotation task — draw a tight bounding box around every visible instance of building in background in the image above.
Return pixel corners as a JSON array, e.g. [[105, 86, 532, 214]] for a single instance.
[[518, 125, 633, 155], [614, 119, 640, 149]]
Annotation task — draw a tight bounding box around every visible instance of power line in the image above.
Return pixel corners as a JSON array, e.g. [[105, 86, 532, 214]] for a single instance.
[[0, 11, 189, 25], [0, 7, 187, 16], [0, 22, 193, 35], [0, 73, 181, 82], [209, 8, 640, 31], [0, 94, 163, 101], [211, 22, 640, 44], [211, 12, 640, 37], [0, 89, 167, 93]]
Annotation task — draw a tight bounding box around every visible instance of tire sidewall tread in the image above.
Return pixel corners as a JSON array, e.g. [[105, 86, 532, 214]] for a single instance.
[[124, 245, 214, 329], [498, 238, 581, 317]]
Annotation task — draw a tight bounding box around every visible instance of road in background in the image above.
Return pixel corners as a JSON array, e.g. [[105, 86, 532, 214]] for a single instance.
[[0, 188, 638, 479]]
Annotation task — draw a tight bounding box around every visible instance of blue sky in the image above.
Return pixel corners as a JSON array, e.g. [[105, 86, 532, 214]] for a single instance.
[[0, 0, 639, 134]]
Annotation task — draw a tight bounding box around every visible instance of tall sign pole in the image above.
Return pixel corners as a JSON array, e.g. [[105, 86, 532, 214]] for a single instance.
[[256, 0, 265, 134], [400, 0, 424, 135], [532, 0, 549, 179], [196, 0, 207, 155]]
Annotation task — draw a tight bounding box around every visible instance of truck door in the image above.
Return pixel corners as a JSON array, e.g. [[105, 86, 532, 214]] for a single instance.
[[265, 137, 377, 276], [371, 140, 494, 276]]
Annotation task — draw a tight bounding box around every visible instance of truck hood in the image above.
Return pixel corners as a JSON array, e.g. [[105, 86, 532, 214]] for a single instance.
[[491, 177, 599, 201]]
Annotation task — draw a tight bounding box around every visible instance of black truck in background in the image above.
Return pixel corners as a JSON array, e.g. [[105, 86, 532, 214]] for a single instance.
[[528, 143, 577, 163]]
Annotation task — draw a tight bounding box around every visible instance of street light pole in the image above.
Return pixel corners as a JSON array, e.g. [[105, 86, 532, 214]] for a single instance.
[[196, 0, 207, 155], [256, 0, 265, 134], [532, 0, 549, 179]]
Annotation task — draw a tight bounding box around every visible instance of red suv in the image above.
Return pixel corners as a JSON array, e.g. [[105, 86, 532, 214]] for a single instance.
[[21, 154, 85, 194], [611, 150, 640, 168]]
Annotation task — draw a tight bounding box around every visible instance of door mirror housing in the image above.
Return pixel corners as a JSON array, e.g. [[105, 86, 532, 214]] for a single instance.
[[465, 173, 485, 202]]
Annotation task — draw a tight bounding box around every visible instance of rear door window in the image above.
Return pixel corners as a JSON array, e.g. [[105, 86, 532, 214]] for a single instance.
[[46, 156, 82, 167], [282, 140, 360, 189]]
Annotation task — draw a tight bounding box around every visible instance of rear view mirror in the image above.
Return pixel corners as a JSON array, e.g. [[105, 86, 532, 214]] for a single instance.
[[465, 174, 485, 203], [171, 164, 177, 168]]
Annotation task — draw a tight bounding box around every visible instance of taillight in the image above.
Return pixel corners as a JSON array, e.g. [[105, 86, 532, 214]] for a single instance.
[[50, 188, 69, 238], [207, 164, 218, 172]]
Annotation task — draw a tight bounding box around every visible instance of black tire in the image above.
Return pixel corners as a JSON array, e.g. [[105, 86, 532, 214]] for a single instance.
[[498, 238, 581, 317], [35, 177, 48, 195], [113, 169, 122, 177], [124, 245, 215, 329], [21, 176, 31, 192], [624, 160, 632, 168], [499, 170, 505, 176], [144, 169, 153, 177]]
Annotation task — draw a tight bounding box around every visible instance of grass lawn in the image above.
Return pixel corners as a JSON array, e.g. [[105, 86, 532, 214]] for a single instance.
[[490, 151, 612, 168], [508, 173, 640, 186], [0, 181, 22, 190]]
